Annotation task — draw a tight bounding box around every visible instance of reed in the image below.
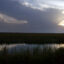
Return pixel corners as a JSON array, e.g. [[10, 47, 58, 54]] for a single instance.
[[0, 46, 64, 64]]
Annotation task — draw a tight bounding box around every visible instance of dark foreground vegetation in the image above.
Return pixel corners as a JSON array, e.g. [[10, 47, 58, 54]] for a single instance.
[[0, 33, 64, 44], [0, 47, 64, 64]]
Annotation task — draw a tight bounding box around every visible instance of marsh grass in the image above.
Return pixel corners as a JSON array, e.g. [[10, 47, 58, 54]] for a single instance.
[[0, 46, 64, 64]]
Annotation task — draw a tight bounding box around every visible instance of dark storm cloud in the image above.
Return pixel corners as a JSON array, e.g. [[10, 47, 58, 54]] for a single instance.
[[0, 0, 62, 33]]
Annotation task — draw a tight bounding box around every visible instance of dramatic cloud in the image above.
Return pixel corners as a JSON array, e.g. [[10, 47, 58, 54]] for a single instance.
[[0, 13, 28, 24], [0, 0, 64, 33], [21, 1, 50, 11], [16, 0, 64, 11]]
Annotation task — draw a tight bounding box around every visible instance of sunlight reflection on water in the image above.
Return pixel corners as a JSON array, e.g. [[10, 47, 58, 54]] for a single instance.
[[0, 44, 64, 53]]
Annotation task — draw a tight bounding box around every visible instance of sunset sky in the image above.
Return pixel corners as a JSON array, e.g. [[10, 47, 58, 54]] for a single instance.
[[0, 0, 64, 33]]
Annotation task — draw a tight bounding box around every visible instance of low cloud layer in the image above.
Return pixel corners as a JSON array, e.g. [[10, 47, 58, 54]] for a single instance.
[[0, 13, 28, 24]]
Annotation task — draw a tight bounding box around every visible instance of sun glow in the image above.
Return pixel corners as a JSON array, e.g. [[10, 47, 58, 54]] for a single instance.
[[58, 20, 64, 26], [62, 11, 64, 14]]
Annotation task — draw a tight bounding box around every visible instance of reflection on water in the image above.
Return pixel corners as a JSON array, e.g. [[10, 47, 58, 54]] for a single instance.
[[0, 44, 64, 53]]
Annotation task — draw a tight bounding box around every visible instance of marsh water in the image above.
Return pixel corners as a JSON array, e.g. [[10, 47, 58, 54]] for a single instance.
[[0, 43, 64, 53]]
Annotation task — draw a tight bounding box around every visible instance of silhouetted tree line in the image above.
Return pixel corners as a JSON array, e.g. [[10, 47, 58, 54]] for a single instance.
[[0, 33, 64, 44]]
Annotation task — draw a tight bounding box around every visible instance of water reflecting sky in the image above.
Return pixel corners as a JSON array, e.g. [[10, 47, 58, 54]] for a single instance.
[[0, 44, 64, 53]]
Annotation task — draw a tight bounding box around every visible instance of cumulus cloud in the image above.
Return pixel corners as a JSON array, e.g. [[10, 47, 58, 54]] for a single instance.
[[18, 0, 50, 11], [12, 0, 64, 11], [21, 1, 50, 11], [0, 13, 28, 24]]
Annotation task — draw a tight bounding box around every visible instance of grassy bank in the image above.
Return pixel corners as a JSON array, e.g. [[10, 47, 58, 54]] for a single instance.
[[0, 46, 64, 64]]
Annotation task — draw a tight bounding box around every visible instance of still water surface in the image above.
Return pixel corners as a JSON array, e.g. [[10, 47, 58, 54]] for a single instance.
[[0, 44, 64, 53]]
